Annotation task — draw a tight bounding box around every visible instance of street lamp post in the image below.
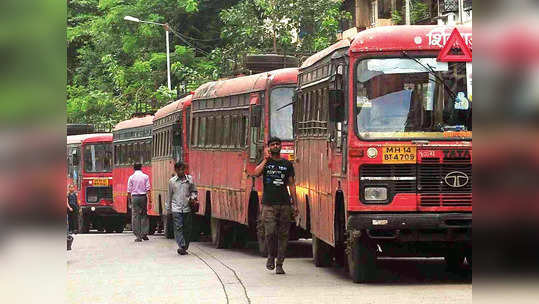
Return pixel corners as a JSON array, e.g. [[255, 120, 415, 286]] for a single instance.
[[124, 16, 172, 91]]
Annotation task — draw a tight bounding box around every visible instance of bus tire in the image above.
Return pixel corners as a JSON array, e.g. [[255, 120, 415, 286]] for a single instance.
[[232, 224, 249, 249], [445, 250, 466, 272], [190, 215, 201, 242], [105, 223, 114, 233], [347, 234, 377, 283], [148, 217, 157, 235], [114, 222, 125, 233], [79, 213, 90, 233], [211, 218, 226, 249], [256, 217, 267, 257], [312, 236, 332, 267], [164, 214, 174, 239]]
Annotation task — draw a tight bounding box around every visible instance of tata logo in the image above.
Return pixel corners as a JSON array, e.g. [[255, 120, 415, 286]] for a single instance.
[[443, 150, 471, 159], [444, 171, 469, 188]]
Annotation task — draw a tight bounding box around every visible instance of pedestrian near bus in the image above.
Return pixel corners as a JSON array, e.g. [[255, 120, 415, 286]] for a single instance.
[[167, 161, 198, 255], [67, 184, 79, 234], [127, 163, 151, 242], [253, 137, 298, 275]]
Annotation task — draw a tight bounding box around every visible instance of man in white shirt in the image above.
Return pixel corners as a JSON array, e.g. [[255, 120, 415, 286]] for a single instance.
[[167, 161, 198, 255], [127, 163, 151, 242]]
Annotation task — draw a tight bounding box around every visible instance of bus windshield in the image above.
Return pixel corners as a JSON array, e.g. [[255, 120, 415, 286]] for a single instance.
[[355, 58, 472, 140], [270, 87, 294, 140], [83, 143, 113, 173]]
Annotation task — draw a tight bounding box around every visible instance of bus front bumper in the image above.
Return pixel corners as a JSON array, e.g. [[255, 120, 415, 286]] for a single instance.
[[80, 205, 118, 216], [347, 213, 471, 241]]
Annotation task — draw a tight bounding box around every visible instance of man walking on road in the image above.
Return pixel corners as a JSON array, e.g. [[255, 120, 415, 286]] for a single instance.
[[253, 137, 298, 274], [127, 163, 151, 242], [167, 161, 198, 255]]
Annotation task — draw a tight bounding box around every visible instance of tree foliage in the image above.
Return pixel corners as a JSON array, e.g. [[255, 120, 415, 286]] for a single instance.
[[220, 0, 350, 66], [67, 0, 349, 130]]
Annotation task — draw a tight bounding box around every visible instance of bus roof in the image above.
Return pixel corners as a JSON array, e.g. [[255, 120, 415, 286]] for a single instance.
[[113, 115, 154, 132], [300, 39, 350, 69], [67, 133, 111, 145], [193, 68, 298, 100], [81, 134, 112, 144], [153, 94, 192, 121], [350, 25, 472, 53]]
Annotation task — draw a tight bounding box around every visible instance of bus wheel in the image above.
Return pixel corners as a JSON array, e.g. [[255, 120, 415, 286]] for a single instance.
[[114, 222, 125, 233], [211, 218, 226, 249], [94, 218, 104, 232], [148, 217, 157, 235], [105, 222, 114, 233], [231, 224, 249, 249], [445, 250, 466, 272], [312, 236, 332, 267], [347, 234, 377, 283], [163, 214, 174, 239], [256, 218, 267, 257], [79, 213, 90, 233]]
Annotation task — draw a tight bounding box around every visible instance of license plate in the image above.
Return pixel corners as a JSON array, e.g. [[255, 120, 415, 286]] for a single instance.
[[92, 178, 109, 186], [382, 146, 416, 163]]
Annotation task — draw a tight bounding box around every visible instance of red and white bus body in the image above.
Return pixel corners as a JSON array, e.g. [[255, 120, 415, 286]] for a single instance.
[[190, 68, 303, 249], [151, 94, 192, 238], [112, 115, 154, 233], [76, 134, 118, 232], [295, 25, 472, 281]]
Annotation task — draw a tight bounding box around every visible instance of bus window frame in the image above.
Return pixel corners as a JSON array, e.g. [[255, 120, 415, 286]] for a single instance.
[[352, 53, 472, 142]]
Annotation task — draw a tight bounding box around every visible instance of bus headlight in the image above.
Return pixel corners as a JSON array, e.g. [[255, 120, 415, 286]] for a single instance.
[[367, 147, 378, 158], [364, 187, 387, 201]]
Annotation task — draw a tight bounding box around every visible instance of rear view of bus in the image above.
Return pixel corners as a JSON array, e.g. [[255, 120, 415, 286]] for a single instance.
[[112, 115, 154, 234], [78, 134, 116, 233]]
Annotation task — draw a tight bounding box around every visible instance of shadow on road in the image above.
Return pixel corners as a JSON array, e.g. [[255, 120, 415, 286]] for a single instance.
[[298, 257, 472, 285]]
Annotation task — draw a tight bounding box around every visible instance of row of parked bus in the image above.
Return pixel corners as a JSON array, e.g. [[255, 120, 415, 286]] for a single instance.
[[67, 25, 472, 282]]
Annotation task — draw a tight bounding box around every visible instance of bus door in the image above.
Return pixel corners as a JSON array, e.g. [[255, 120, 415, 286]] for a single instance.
[[328, 55, 348, 249]]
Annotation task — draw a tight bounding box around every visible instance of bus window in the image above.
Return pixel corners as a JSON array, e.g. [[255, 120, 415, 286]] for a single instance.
[[215, 116, 223, 147], [83, 143, 112, 173], [241, 115, 248, 147], [270, 87, 294, 140], [223, 116, 231, 148], [199, 117, 206, 146], [208, 117, 215, 147], [192, 117, 199, 147]]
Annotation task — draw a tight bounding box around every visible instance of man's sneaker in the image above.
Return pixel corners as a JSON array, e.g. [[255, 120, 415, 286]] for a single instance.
[[275, 264, 285, 275], [142, 236, 149, 241], [266, 257, 275, 270], [177, 248, 187, 255], [135, 238, 142, 242]]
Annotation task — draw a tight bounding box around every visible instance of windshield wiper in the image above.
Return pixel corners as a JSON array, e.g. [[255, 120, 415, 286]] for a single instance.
[[401, 51, 457, 100], [275, 100, 294, 112]]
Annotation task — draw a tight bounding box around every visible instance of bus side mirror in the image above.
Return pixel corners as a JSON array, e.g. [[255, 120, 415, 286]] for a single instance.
[[329, 89, 345, 122], [250, 105, 262, 127]]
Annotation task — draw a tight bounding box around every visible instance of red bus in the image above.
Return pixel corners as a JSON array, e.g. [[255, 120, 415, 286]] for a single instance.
[[294, 25, 472, 282], [151, 94, 193, 238], [67, 133, 116, 233], [189, 68, 305, 251], [112, 115, 154, 234]]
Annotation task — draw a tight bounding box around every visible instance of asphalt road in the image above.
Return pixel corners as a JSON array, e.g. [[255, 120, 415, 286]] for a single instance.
[[67, 232, 471, 304]]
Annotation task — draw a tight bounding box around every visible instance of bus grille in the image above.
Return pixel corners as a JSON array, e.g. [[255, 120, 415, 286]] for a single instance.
[[86, 186, 113, 203], [360, 163, 472, 207]]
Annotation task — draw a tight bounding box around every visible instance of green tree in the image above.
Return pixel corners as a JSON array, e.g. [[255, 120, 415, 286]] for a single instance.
[[67, 0, 236, 129], [219, 0, 350, 68]]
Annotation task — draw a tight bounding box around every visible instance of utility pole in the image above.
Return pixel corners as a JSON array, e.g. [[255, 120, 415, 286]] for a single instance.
[[405, 0, 411, 25]]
